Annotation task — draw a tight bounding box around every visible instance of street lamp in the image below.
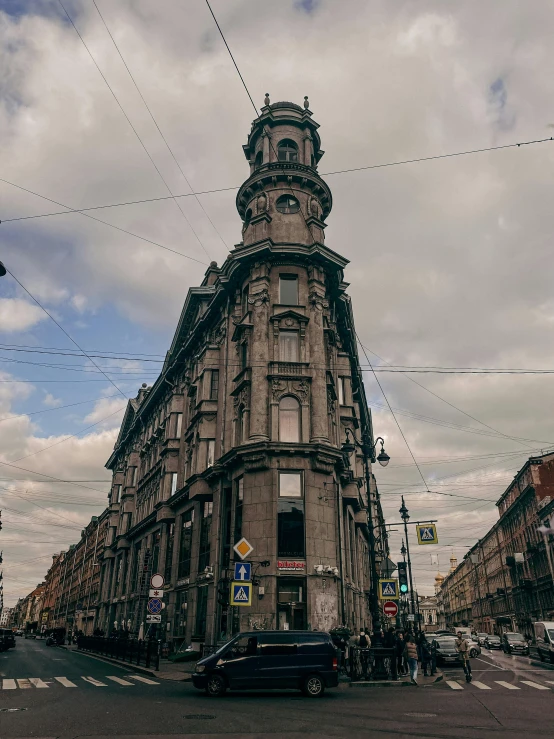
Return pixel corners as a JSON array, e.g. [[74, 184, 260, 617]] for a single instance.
[[341, 428, 391, 643], [0, 262, 6, 278], [399, 497, 417, 629]]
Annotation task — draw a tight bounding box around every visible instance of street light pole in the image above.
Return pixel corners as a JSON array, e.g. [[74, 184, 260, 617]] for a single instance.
[[399, 497, 417, 629]]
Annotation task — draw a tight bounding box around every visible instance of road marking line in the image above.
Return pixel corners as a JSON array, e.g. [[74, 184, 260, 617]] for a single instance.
[[472, 681, 491, 690], [81, 676, 107, 686], [446, 680, 464, 690], [520, 680, 550, 690], [55, 677, 77, 688], [106, 675, 134, 686], [128, 674, 159, 685], [17, 679, 32, 689], [2, 679, 17, 690], [495, 681, 520, 690], [29, 678, 49, 688]]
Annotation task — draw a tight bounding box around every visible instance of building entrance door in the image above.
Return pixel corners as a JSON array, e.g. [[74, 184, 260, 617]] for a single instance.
[[277, 578, 306, 630]]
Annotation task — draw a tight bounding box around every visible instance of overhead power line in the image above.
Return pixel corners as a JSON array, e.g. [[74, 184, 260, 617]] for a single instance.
[[58, 0, 213, 260], [2, 135, 552, 226], [0, 392, 121, 425]]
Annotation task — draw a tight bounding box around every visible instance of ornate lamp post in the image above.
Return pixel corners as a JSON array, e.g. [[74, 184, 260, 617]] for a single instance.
[[399, 497, 417, 628]]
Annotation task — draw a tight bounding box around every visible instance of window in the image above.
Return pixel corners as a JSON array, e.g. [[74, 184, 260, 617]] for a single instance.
[[234, 477, 244, 543], [207, 439, 215, 468], [195, 585, 209, 637], [259, 634, 297, 656], [221, 487, 232, 569], [131, 542, 142, 590], [151, 531, 161, 576], [170, 472, 178, 497], [198, 502, 213, 572], [279, 331, 299, 362], [255, 151, 263, 168], [242, 284, 249, 315], [175, 413, 183, 438], [278, 472, 304, 558], [276, 195, 300, 214], [241, 341, 248, 369], [112, 484, 121, 504], [227, 634, 257, 659], [277, 139, 298, 162], [237, 405, 246, 444], [178, 509, 195, 579], [279, 396, 300, 443], [164, 523, 175, 583], [129, 467, 137, 487], [209, 370, 219, 400], [244, 208, 252, 226], [279, 274, 298, 305], [338, 377, 346, 405], [174, 589, 188, 637], [188, 388, 197, 421]]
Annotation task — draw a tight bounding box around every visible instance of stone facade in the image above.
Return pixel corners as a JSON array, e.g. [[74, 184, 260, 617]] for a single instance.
[[88, 100, 387, 646]]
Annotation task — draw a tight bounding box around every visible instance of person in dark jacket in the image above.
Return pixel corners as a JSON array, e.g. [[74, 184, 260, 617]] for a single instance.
[[396, 631, 407, 676], [384, 627, 396, 649], [418, 633, 432, 677]]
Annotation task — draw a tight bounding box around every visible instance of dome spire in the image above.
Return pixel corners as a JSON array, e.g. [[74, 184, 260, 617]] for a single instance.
[[264, 92, 270, 106]]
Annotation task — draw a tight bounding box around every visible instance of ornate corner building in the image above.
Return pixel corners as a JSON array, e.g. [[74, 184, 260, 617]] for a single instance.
[[96, 99, 387, 644]]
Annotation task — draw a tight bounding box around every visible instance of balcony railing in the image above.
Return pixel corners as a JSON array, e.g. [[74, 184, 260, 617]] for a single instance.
[[268, 361, 309, 376]]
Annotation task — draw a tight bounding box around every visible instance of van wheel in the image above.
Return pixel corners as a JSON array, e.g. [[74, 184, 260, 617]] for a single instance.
[[302, 674, 325, 697], [205, 674, 226, 697]]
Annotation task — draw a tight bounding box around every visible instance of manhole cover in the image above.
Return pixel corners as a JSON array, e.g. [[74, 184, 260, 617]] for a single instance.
[[0, 708, 28, 713], [183, 714, 216, 720], [404, 712, 437, 718]]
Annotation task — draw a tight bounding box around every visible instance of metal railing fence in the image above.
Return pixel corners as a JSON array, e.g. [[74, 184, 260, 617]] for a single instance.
[[77, 635, 160, 671]]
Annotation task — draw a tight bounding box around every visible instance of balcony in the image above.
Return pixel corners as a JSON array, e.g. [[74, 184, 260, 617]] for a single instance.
[[268, 361, 309, 377]]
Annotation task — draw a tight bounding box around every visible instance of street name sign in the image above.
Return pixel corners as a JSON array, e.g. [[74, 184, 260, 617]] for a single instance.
[[147, 598, 163, 615], [231, 581, 252, 607], [233, 537, 254, 561], [150, 573, 165, 589], [407, 614, 415, 621], [383, 601, 399, 618], [149, 588, 164, 598], [378, 578, 399, 600], [146, 615, 161, 623], [416, 524, 438, 545], [234, 562, 252, 581]]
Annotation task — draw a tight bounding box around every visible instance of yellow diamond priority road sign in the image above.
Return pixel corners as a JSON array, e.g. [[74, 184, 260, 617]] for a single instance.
[[233, 537, 254, 561]]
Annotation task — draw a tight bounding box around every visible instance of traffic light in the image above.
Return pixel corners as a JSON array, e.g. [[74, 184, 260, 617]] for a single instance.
[[217, 579, 230, 607], [398, 561, 409, 594]]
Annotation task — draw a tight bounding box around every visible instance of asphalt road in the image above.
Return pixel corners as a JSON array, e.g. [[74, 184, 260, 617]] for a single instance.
[[2, 638, 554, 739]]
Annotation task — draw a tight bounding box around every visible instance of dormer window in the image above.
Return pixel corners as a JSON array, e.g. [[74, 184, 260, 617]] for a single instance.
[[277, 139, 298, 162], [276, 195, 300, 214], [279, 274, 298, 305]]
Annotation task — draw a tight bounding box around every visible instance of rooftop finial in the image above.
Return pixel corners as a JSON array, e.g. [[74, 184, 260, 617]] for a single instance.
[[304, 95, 309, 109], [264, 92, 270, 106]]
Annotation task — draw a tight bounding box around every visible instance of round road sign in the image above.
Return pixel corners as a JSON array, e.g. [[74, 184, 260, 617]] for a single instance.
[[383, 600, 398, 618], [150, 573, 164, 589]]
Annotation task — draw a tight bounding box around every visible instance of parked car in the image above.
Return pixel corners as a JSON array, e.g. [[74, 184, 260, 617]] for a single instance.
[[192, 631, 339, 697], [476, 633, 488, 646], [15, 629, 24, 637], [466, 638, 481, 658], [432, 636, 462, 666], [24, 631, 37, 639], [533, 621, 554, 663], [0, 628, 16, 651], [484, 635, 502, 650], [501, 632, 530, 656]]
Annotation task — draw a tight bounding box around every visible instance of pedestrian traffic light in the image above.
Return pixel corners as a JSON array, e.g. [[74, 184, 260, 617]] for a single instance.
[[397, 561, 409, 593]]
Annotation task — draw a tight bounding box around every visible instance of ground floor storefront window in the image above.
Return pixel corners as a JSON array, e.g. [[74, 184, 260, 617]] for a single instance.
[[277, 577, 306, 630]]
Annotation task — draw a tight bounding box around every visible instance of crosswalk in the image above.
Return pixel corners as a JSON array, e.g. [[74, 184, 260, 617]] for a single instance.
[[446, 678, 553, 691], [1, 674, 160, 690]]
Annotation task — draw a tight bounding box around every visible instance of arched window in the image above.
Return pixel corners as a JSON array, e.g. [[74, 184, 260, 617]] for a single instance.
[[276, 195, 300, 214], [238, 405, 246, 443], [278, 139, 298, 162], [279, 396, 300, 443], [244, 208, 252, 227], [255, 151, 263, 168]]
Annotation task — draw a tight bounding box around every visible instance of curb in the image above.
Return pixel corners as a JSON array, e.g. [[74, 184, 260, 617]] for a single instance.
[[59, 645, 193, 682]]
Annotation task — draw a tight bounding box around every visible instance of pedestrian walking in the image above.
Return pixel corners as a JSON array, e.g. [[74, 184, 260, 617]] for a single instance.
[[404, 635, 419, 685], [418, 633, 432, 677], [396, 631, 407, 675], [455, 631, 472, 682], [384, 627, 396, 649], [429, 637, 438, 676]]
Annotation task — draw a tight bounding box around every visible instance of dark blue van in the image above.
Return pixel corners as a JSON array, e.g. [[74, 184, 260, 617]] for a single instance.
[[192, 630, 338, 697]]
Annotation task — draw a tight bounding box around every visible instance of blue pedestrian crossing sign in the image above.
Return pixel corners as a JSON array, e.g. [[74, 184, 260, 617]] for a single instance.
[[378, 579, 399, 600], [416, 524, 438, 545], [231, 581, 252, 607], [234, 562, 252, 581]]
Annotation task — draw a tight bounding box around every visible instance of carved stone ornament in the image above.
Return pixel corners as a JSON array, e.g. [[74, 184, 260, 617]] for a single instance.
[[309, 290, 329, 312], [233, 386, 250, 409], [271, 378, 287, 401], [310, 196, 320, 218], [257, 192, 267, 213], [248, 288, 269, 307], [327, 387, 336, 414], [212, 320, 227, 345], [293, 380, 309, 402], [285, 318, 294, 327]]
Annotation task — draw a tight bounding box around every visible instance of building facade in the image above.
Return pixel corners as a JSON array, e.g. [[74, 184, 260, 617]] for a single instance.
[[439, 451, 554, 636], [93, 98, 386, 646], [0, 606, 13, 627]]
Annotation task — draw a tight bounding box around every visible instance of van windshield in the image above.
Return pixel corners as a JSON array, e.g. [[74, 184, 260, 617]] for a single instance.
[[548, 630, 554, 642]]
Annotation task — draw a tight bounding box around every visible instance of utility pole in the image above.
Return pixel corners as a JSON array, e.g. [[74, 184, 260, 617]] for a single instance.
[[399, 497, 417, 627]]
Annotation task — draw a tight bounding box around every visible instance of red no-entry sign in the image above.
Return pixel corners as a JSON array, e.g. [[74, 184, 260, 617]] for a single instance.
[[383, 600, 398, 618]]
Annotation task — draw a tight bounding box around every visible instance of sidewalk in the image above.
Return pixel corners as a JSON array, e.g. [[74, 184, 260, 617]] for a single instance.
[[60, 643, 195, 682]]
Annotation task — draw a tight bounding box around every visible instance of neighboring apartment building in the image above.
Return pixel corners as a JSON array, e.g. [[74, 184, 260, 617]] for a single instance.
[[95, 98, 387, 646], [0, 606, 13, 627], [439, 451, 554, 635]]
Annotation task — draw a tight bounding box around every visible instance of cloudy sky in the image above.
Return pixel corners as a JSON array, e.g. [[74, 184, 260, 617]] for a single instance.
[[1, 0, 554, 605]]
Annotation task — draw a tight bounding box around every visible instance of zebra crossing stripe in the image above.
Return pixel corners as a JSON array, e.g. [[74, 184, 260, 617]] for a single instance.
[[520, 680, 549, 690], [2, 679, 17, 689], [81, 676, 107, 686], [128, 674, 159, 685], [17, 679, 32, 689], [28, 678, 49, 688], [106, 675, 134, 686], [472, 681, 491, 690], [495, 681, 520, 689], [55, 677, 77, 687], [446, 680, 464, 690]]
